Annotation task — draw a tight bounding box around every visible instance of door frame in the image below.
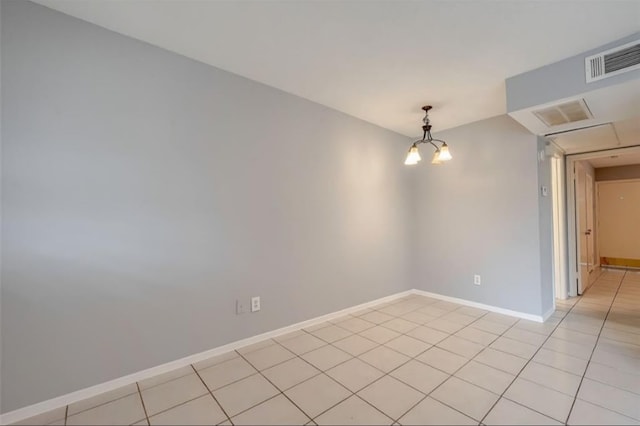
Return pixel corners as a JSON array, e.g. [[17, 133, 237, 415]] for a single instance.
[[566, 146, 640, 296], [551, 155, 568, 300]]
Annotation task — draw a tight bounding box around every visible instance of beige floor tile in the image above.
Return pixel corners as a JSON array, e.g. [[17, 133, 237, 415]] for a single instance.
[[503, 378, 574, 422], [470, 319, 511, 335], [10, 407, 67, 426], [262, 357, 321, 391], [455, 326, 499, 346], [301, 345, 352, 371], [384, 335, 431, 358], [359, 311, 396, 325], [359, 325, 401, 344], [401, 310, 437, 325], [236, 339, 277, 355], [568, 399, 639, 425], [489, 336, 538, 359], [326, 358, 384, 392], [585, 361, 640, 395], [334, 316, 376, 333], [532, 348, 589, 376], [519, 362, 581, 396], [68, 383, 139, 415], [441, 312, 477, 326], [359, 345, 410, 373], [242, 343, 296, 370], [514, 320, 558, 336], [148, 394, 226, 425], [212, 374, 279, 417], [192, 351, 239, 371], [398, 396, 476, 425], [590, 348, 640, 375], [67, 393, 146, 425], [596, 338, 640, 360], [483, 312, 519, 326], [406, 325, 449, 345], [310, 325, 352, 343], [390, 359, 449, 394], [503, 328, 548, 347], [454, 360, 515, 395], [417, 306, 450, 318], [284, 374, 351, 418], [577, 378, 640, 420], [437, 335, 484, 358], [304, 322, 333, 332], [273, 329, 307, 342], [426, 318, 465, 334], [198, 357, 257, 391], [601, 327, 640, 345], [231, 395, 309, 425], [415, 346, 468, 374], [381, 318, 420, 334], [473, 348, 528, 375], [430, 376, 499, 421], [484, 398, 561, 425], [138, 366, 194, 391], [141, 374, 209, 416], [278, 333, 327, 355], [332, 334, 379, 356], [456, 306, 489, 318], [542, 337, 594, 360], [550, 327, 599, 346], [357, 376, 424, 420], [314, 395, 392, 425]]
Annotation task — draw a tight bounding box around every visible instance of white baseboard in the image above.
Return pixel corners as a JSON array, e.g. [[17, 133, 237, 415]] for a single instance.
[[1, 287, 548, 424], [410, 289, 546, 323], [0, 290, 412, 425]]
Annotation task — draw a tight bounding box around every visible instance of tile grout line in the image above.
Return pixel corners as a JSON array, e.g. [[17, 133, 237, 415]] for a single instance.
[[135, 382, 150, 426], [564, 271, 626, 424], [190, 364, 234, 425], [477, 298, 582, 426]]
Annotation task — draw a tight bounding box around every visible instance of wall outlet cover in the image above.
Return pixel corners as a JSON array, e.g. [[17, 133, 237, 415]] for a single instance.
[[251, 296, 261, 312]]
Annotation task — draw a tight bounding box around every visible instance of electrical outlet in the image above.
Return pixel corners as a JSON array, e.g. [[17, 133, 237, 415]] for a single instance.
[[236, 299, 247, 315], [474, 275, 481, 286], [251, 296, 261, 312]]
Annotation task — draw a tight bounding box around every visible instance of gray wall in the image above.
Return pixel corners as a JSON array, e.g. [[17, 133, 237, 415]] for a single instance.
[[1, 1, 414, 412], [412, 115, 545, 315], [506, 32, 640, 112], [537, 138, 554, 314], [595, 164, 640, 181]]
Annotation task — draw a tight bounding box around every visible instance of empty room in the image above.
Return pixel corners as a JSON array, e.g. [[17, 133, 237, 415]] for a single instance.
[[1, 1, 639, 425]]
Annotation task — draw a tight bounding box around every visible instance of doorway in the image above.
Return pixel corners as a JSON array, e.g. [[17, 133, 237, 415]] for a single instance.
[[566, 146, 640, 296]]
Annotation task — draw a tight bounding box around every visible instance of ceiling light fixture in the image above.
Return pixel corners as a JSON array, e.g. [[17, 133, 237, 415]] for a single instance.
[[404, 105, 452, 165]]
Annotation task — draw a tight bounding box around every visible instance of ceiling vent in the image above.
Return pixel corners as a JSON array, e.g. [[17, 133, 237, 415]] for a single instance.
[[585, 39, 640, 83], [533, 99, 593, 127]]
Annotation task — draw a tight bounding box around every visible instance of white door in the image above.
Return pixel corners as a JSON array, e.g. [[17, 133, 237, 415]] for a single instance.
[[575, 162, 593, 294]]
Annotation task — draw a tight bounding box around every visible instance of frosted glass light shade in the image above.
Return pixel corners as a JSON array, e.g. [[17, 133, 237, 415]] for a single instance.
[[438, 144, 452, 161], [404, 145, 421, 165], [431, 149, 442, 164]]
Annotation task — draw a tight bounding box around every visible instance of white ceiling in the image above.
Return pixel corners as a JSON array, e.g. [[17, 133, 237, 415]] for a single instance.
[[35, 0, 640, 136], [587, 150, 640, 168], [549, 115, 640, 155]]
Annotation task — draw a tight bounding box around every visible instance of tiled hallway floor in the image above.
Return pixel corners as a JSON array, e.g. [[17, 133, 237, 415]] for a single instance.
[[15, 269, 640, 425]]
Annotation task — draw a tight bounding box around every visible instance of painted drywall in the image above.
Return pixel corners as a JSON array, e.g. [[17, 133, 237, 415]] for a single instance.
[[595, 164, 640, 181], [506, 32, 640, 113], [537, 138, 554, 314], [598, 180, 640, 259], [412, 115, 545, 315], [1, 1, 415, 412]]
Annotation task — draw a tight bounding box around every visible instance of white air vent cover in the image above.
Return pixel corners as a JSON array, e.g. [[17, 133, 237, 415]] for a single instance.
[[533, 99, 593, 127], [585, 39, 640, 83]]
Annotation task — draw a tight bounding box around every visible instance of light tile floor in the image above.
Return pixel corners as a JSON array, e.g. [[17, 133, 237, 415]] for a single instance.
[[14, 268, 640, 425]]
